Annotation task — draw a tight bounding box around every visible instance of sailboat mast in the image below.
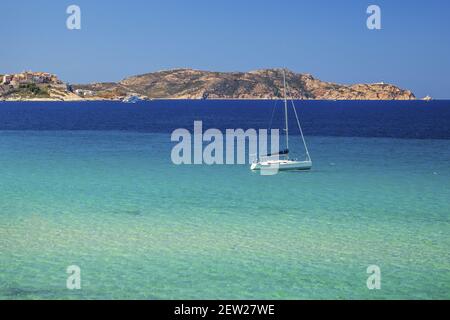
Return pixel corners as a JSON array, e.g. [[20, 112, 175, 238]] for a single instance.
[[283, 69, 289, 152]]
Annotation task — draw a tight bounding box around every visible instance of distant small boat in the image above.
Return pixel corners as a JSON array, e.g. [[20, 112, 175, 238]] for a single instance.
[[423, 95, 432, 102], [251, 69, 312, 172], [123, 95, 141, 103]]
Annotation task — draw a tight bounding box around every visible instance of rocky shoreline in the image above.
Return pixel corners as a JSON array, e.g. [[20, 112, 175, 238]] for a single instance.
[[1, 68, 416, 101]]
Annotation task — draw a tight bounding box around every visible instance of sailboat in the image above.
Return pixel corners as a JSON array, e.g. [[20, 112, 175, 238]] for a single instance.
[[250, 69, 312, 171]]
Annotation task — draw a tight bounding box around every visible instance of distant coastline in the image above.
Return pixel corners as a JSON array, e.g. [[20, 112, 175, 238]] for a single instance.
[[0, 68, 419, 102]]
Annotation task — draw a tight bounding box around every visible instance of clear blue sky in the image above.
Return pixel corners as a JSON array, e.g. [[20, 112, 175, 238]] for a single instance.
[[1, 0, 450, 98]]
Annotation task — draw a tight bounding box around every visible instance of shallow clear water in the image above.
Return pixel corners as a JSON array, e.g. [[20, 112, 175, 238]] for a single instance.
[[0, 101, 449, 299]]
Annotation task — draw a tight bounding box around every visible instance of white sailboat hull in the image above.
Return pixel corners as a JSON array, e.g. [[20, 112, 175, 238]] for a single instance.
[[251, 159, 312, 171]]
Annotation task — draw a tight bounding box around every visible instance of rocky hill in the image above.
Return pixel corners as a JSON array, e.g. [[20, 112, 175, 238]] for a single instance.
[[74, 68, 415, 100]]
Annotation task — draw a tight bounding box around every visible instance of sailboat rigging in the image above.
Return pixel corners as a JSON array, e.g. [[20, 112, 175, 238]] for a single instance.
[[250, 69, 312, 171]]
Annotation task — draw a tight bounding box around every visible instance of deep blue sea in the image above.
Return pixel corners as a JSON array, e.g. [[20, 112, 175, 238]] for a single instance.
[[0, 100, 449, 299], [1, 100, 449, 139]]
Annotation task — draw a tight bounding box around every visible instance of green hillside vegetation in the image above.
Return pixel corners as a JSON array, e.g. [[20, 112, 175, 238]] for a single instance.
[[5, 83, 50, 98]]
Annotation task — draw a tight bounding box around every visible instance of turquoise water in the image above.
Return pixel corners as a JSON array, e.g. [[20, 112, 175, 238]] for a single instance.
[[1, 130, 449, 299]]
